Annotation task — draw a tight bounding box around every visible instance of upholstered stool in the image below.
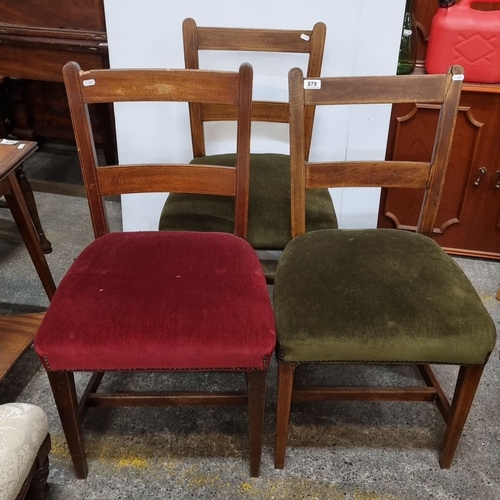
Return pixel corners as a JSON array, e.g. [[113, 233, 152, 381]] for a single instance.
[[0, 403, 50, 500]]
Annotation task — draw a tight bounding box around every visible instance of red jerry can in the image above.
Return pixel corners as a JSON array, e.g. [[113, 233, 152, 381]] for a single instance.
[[426, 0, 500, 83]]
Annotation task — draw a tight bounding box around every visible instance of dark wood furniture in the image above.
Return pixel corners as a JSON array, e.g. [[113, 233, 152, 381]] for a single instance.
[[0, 142, 55, 300], [0, 0, 116, 165], [15, 434, 51, 500], [0, 313, 44, 382], [378, 0, 500, 259], [0, 314, 50, 499], [0, 158, 52, 254], [34, 62, 276, 479], [274, 66, 495, 470]]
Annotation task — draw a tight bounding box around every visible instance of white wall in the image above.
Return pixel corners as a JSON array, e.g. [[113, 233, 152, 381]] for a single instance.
[[103, 0, 405, 231]]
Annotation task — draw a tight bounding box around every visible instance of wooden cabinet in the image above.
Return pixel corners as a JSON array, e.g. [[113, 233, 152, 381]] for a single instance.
[[378, 87, 500, 259], [377, 0, 500, 259]]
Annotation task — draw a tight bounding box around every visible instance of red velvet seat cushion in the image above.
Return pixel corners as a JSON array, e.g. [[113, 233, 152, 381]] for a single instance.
[[35, 232, 276, 372]]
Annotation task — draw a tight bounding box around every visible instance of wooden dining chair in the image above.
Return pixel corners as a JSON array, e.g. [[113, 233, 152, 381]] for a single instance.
[[34, 61, 276, 478], [274, 65, 496, 469], [159, 18, 338, 281]]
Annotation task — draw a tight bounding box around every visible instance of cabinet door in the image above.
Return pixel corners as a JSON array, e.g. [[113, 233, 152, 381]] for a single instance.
[[378, 90, 500, 259]]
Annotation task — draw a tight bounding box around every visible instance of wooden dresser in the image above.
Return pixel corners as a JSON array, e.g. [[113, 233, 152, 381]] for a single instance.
[[0, 0, 116, 164]]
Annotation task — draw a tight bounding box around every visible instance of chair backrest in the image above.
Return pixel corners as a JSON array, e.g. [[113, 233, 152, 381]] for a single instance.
[[63, 61, 252, 239], [288, 65, 463, 238], [183, 17, 326, 160]]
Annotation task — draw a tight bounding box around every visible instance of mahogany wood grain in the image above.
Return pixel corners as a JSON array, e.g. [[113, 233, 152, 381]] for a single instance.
[[305, 161, 430, 189], [0, 0, 116, 164], [0, 313, 45, 382], [80, 69, 244, 104], [304, 74, 448, 105], [379, 89, 500, 260], [0, 0, 106, 33], [0, 45, 108, 83], [96, 164, 238, 197], [196, 27, 316, 53], [0, 141, 38, 176], [202, 101, 289, 123]]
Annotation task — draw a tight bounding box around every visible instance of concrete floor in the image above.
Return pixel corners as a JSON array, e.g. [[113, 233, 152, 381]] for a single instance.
[[1, 148, 500, 499]]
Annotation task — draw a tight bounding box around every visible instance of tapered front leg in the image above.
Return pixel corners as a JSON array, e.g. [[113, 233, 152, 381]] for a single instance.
[[440, 365, 484, 468], [246, 370, 268, 477], [47, 371, 88, 478], [275, 363, 295, 469]]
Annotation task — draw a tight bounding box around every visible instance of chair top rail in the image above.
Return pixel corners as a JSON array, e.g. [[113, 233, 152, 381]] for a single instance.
[[195, 25, 321, 53], [77, 67, 245, 104], [303, 73, 459, 106]]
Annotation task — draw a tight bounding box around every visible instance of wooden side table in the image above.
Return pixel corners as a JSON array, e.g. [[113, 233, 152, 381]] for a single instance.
[[0, 140, 55, 300], [0, 313, 44, 382]]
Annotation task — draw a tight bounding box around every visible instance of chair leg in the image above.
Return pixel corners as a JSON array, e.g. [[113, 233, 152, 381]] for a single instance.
[[275, 363, 295, 469], [47, 371, 88, 479], [439, 365, 484, 469], [245, 370, 268, 477]]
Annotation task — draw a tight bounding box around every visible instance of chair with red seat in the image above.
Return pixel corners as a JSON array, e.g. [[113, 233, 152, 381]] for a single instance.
[[34, 61, 276, 478]]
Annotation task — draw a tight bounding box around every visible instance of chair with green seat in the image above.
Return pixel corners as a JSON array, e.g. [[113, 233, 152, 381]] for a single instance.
[[159, 18, 338, 281], [274, 65, 496, 469]]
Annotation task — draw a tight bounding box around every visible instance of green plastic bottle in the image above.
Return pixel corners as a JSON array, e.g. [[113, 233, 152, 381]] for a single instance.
[[397, 0, 417, 75]]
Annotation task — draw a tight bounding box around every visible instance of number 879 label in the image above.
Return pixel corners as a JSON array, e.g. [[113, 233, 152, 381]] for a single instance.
[[304, 79, 321, 89]]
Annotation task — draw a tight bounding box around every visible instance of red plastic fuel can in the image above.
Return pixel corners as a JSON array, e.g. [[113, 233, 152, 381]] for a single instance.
[[426, 0, 500, 83]]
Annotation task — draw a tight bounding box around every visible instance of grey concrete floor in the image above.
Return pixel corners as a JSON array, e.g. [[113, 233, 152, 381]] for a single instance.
[[1, 153, 500, 499]]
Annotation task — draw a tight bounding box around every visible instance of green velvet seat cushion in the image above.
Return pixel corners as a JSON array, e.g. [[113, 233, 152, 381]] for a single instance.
[[159, 153, 338, 249], [274, 229, 496, 365]]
